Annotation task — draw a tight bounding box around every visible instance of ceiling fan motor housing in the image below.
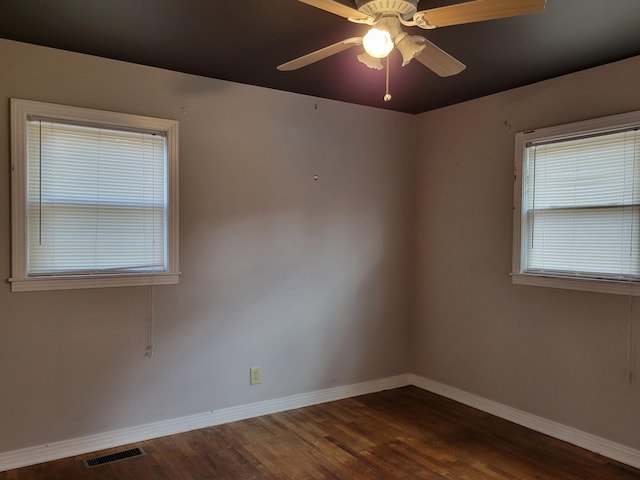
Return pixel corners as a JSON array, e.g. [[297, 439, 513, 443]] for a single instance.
[[356, 0, 418, 19]]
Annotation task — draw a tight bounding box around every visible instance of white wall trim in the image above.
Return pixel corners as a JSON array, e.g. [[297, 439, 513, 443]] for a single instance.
[[3, 373, 640, 473], [0, 374, 410, 472], [408, 374, 640, 470]]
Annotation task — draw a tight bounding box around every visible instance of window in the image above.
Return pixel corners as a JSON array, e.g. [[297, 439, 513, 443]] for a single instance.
[[10, 99, 179, 292], [512, 110, 640, 296]]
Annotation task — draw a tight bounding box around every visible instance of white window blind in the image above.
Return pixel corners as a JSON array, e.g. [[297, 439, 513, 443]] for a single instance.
[[11, 99, 179, 292], [26, 119, 168, 276], [523, 128, 640, 281]]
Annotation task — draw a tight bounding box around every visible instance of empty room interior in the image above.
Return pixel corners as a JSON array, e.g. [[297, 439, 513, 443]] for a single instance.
[[1, 0, 640, 478]]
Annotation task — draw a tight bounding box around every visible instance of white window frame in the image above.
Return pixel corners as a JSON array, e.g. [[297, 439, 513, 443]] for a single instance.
[[10, 99, 180, 292], [512, 110, 640, 297]]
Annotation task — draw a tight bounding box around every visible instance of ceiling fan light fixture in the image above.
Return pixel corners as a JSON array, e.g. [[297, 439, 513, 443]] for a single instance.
[[396, 33, 426, 66], [362, 27, 394, 58], [357, 52, 383, 70]]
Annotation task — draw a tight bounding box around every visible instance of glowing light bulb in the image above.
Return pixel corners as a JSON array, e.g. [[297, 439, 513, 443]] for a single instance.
[[362, 28, 394, 59]]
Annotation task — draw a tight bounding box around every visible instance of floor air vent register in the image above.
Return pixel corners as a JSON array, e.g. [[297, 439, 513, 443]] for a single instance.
[[84, 447, 146, 468]]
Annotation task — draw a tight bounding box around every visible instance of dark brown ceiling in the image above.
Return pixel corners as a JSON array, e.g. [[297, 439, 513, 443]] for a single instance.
[[2, 0, 640, 114]]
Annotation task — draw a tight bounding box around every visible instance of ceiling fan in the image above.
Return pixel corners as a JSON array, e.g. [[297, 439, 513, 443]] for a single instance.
[[278, 0, 546, 99]]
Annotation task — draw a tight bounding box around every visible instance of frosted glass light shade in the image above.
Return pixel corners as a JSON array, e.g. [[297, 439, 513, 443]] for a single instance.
[[362, 28, 394, 58]]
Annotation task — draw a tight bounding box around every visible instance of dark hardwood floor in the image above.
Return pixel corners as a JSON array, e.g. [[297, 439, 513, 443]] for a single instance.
[[2, 386, 639, 479]]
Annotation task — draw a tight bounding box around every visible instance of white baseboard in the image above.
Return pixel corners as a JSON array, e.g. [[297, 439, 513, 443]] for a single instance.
[[0, 374, 410, 472], [408, 374, 640, 470], [3, 373, 640, 473]]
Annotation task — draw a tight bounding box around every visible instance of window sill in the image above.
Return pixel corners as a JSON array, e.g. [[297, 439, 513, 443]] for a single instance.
[[9, 272, 180, 292], [511, 273, 640, 297]]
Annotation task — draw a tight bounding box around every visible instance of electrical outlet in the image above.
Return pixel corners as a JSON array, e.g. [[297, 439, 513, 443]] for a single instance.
[[250, 367, 262, 385]]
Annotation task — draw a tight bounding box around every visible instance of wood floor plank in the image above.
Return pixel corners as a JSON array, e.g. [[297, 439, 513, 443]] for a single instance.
[[1, 386, 639, 479]]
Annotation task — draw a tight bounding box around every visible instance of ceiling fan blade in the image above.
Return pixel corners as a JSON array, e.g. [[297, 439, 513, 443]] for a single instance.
[[414, 38, 466, 77], [298, 0, 370, 21], [277, 37, 363, 71], [418, 0, 545, 28]]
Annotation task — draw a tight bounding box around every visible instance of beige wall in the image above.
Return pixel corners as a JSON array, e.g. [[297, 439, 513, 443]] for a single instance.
[[413, 56, 640, 449], [0, 39, 415, 452], [2, 36, 640, 458]]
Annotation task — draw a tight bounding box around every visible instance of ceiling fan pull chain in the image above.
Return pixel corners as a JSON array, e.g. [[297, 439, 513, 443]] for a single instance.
[[384, 55, 392, 102]]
